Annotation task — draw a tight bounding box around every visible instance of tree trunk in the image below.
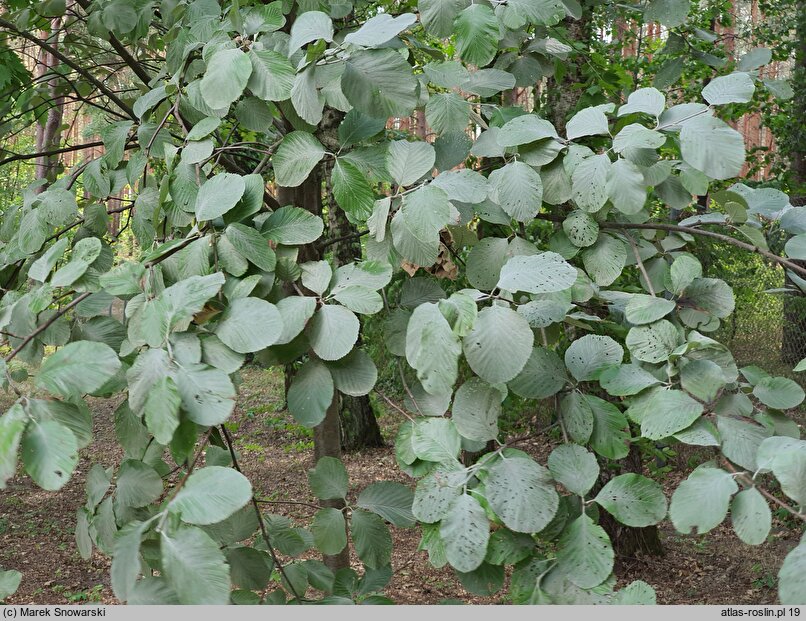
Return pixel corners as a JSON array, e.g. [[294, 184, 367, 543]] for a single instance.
[[34, 18, 65, 187], [325, 168, 384, 453], [313, 394, 351, 571], [782, 1, 806, 365], [278, 118, 354, 569], [339, 395, 384, 452], [598, 445, 664, 560], [545, 14, 591, 136]]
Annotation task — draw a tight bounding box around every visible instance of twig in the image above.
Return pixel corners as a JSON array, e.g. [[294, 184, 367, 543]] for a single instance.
[[534, 213, 806, 280], [254, 499, 322, 510], [73, 0, 153, 85], [3, 292, 91, 363], [374, 389, 415, 422], [721, 459, 806, 522], [0, 141, 105, 166], [317, 229, 368, 250], [156, 429, 212, 531], [396, 359, 424, 418], [144, 234, 203, 268], [504, 421, 560, 447], [218, 425, 304, 602], [625, 231, 656, 296]]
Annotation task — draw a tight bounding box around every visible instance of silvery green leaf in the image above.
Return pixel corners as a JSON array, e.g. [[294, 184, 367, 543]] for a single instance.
[[625, 319, 680, 363], [498, 114, 558, 146], [730, 487, 771, 545], [509, 347, 568, 399], [440, 494, 489, 573], [406, 302, 461, 395], [344, 13, 417, 47], [288, 360, 333, 428], [273, 132, 325, 188], [452, 377, 500, 442], [288, 10, 333, 54], [595, 473, 667, 527], [462, 305, 534, 384], [216, 297, 283, 354], [547, 444, 599, 496], [485, 452, 558, 533], [670, 466, 737, 534], [564, 334, 623, 382], [566, 106, 609, 140], [599, 364, 661, 396], [161, 526, 230, 604], [556, 514, 614, 589], [200, 48, 252, 110], [679, 115, 745, 180], [386, 140, 436, 187], [497, 252, 577, 294], [171, 467, 252, 526], [617, 87, 666, 117], [779, 535, 806, 604], [571, 154, 610, 212], [702, 72, 755, 105]]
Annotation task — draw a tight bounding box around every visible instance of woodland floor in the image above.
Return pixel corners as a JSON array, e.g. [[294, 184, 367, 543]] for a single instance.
[[0, 366, 802, 606]]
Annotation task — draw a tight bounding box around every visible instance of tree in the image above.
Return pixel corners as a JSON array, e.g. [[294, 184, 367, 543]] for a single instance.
[[0, 0, 805, 606]]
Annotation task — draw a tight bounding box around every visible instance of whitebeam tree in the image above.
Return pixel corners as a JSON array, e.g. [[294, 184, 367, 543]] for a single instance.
[[0, 0, 805, 605]]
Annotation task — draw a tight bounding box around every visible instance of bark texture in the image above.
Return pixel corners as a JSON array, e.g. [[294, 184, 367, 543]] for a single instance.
[[597, 445, 664, 560], [34, 18, 65, 187]]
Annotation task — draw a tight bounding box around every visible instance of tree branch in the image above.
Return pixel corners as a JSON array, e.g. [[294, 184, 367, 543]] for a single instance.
[[0, 141, 105, 167], [625, 230, 656, 296], [3, 292, 91, 363], [143, 235, 203, 268], [722, 459, 806, 522], [0, 18, 136, 119], [604, 221, 806, 280], [74, 0, 154, 85], [218, 425, 304, 602], [318, 229, 369, 250], [535, 213, 806, 280]]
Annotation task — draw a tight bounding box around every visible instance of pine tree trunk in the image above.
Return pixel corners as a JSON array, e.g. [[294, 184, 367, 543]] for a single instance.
[[34, 18, 65, 188]]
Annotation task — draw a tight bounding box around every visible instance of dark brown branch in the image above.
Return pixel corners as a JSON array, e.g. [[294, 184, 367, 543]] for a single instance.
[[0, 141, 105, 167], [318, 229, 369, 250], [604, 221, 806, 280], [3, 292, 91, 363]]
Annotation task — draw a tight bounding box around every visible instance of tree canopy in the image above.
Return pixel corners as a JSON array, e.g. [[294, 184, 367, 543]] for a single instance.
[[0, 0, 804, 606]]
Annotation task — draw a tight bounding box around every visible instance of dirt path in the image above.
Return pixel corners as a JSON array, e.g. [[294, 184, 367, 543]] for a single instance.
[[1, 367, 800, 605]]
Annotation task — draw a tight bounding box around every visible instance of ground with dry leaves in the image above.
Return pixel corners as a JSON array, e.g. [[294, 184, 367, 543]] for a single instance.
[[1, 366, 801, 605]]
